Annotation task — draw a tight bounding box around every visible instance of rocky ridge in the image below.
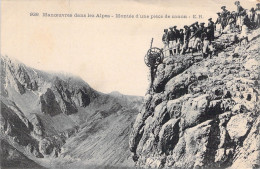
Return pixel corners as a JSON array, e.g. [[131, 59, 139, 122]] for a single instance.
[[129, 29, 260, 168]]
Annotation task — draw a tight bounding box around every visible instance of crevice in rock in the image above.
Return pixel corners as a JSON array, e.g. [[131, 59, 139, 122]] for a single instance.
[[203, 120, 221, 168], [161, 113, 170, 126]]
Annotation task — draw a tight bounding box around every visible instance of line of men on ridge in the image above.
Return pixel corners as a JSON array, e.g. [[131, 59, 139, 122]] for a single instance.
[[162, 2, 260, 59]]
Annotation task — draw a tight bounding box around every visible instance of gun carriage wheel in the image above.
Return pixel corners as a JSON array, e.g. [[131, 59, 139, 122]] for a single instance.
[[144, 47, 164, 67]]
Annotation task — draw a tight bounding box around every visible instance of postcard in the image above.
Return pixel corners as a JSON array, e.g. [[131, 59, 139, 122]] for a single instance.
[[1, 0, 259, 168]]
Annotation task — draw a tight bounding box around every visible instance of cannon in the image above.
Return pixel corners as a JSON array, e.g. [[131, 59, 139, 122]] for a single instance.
[[144, 38, 164, 67], [144, 38, 164, 94]]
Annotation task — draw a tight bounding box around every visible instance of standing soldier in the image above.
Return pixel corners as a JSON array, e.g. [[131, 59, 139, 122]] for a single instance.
[[239, 15, 249, 44], [221, 6, 229, 30], [201, 27, 213, 59], [179, 29, 184, 54], [235, 1, 245, 31], [255, 3, 260, 28], [215, 12, 223, 34], [228, 12, 236, 32], [162, 29, 169, 56], [208, 18, 215, 41], [173, 26, 180, 54], [232, 11, 236, 32], [192, 22, 205, 53], [249, 8, 256, 23], [167, 27, 175, 56], [181, 25, 190, 54], [188, 26, 196, 55]]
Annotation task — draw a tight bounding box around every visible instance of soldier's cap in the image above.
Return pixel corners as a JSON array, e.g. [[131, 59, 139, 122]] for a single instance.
[[173, 26, 177, 28], [208, 18, 212, 20], [180, 29, 183, 31], [184, 25, 188, 28], [221, 6, 226, 9], [251, 8, 255, 11], [195, 21, 198, 24], [257, 3, 260, 6], [217, 12, 221, 14], [169, 26, 173, 29], [164, 29, 168, 32], [200, 22, 205, 26]]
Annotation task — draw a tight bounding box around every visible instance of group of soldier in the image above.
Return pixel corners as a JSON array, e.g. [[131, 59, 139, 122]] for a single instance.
[[162, 1, 260, 59]]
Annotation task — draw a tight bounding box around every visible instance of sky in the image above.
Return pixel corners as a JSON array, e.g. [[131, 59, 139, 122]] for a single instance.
[[1, 0, 258, 96]]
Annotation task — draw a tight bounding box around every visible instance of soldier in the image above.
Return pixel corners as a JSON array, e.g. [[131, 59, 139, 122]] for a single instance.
[[167, 27, 175, 56], [162, 29, 169, 56], [235, 1, 245, 31], [256, 3, 260, 28], [208, 18, 215, 41], [227, 12, 236, 32], [173, 26, 180, 54], [201, 27, 213, 59], [192, 22, 205, 52], [215, 12, 223, 34], [181, 25, 190, 54], [239, 15, 249, 45], [235, 1, 245, 14], [249, 8, 256, 23], [221, 6, 229, 30], [179, 29, 184, 54], [188, 26, 196, 55]]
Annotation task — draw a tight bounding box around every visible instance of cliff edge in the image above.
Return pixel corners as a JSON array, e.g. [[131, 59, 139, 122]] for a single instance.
[[129, 29, 260, 169]]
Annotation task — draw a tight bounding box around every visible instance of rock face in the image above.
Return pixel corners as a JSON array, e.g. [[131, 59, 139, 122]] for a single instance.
[[129, 29, 260, 168], [0, 55, 143, 168]]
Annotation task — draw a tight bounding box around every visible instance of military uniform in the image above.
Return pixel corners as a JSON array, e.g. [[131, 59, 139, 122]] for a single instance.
[[179, 30, 184, 44], [167, 28, 176, 56], [188, 27, 196, 49], [179, 29, 184, 54], [208, 18, 215, 41], [255, 4, 260, 28], [221, 6, 229, 30], [235, 1, 245, 30], [215, 13, 223, 34], [181, 26, 190, 54], [228, 13, 236, 32], [193, 23, 205, 50], [162, 29, 169, 56], [173, 27, 180, 54], [201, 28, 213, 58], [249, 8, 256, 23]]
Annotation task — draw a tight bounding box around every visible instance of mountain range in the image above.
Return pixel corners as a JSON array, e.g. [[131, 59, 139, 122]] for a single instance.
[[0, 55, 143, 168]]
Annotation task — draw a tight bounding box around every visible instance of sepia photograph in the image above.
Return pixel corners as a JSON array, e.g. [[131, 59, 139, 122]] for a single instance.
[[1, 0, 259, 168]]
